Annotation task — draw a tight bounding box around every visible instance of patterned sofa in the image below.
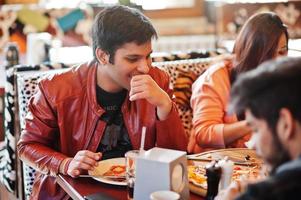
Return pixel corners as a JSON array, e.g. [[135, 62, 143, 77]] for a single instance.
[[151, 49, 227, 62], [0, 63, 70, 199], [0, 51, 228, 199], [155, 55, 229, 136]]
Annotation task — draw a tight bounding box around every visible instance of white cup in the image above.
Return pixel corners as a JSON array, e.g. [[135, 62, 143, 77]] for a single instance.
[[150, 190, 180, 200]]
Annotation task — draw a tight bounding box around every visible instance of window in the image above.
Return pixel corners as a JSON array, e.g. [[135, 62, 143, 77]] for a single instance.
[[132, 0, 195, 10], [40, 0, 196, 10], [205, 0, 288, 3]]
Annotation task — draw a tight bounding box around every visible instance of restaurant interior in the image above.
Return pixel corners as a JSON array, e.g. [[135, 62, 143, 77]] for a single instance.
[[0, 0, 301, 199]]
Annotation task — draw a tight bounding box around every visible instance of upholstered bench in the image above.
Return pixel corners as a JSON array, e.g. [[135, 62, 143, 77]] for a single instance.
[[1, 63, 70, 199], [154, 55, 229, 137]]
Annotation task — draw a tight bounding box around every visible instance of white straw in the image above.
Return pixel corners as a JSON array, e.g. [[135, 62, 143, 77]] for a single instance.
[[140, 126, 146, 152]]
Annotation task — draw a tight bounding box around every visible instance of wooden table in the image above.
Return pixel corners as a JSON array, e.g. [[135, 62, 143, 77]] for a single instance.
[[56, 175, 204, 200]]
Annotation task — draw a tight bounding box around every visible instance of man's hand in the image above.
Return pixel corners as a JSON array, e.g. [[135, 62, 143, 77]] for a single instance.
[[129, 74, 172, 120], [215, 180, 248, 200], [66, 150, 102, 178]]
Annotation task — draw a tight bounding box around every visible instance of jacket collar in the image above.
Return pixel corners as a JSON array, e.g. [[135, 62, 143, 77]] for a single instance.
[[276, 156, 301, 174], [86, 61, 105, 117]]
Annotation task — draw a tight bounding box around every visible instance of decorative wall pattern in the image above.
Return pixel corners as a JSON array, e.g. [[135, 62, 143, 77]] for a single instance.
[[215, 1, 301, 39], [0, 6, 93, 53]]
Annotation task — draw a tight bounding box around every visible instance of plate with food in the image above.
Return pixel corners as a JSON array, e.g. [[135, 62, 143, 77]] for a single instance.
[[88, 157, 126, 186], [187, 148, 264, 196]]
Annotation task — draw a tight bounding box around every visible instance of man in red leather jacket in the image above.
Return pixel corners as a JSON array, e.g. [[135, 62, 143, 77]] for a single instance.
[[17, 5, 187, 199]]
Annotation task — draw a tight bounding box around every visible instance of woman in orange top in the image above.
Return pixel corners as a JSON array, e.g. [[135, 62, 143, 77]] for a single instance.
[[188, 12, 288, 153]]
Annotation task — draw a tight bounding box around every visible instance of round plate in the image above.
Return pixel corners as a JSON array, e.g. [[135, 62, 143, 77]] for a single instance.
[[88, 157, 126, 186]]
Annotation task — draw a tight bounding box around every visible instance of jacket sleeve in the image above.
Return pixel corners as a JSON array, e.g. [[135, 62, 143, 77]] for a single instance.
[[154, 69, 188, 151], [190, 64, 230, 149], [17, 83, 67, 176]]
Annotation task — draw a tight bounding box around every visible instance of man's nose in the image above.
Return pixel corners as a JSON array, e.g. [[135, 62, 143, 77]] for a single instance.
[[137, 59, 150, 74]]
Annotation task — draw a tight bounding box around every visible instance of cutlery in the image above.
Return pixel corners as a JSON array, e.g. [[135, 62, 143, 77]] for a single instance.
[[187, 155, 261, 166], [78, 174, 126, 180]]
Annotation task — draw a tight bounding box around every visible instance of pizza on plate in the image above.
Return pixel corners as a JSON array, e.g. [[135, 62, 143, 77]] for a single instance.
[[188, 164, 262, 189], [188, 165, 207, 188], [103, 165, 126, 177]]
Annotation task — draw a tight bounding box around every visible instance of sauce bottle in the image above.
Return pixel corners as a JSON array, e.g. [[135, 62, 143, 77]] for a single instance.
[[205, 161, 221, 200], [5, 42, 19, 69]]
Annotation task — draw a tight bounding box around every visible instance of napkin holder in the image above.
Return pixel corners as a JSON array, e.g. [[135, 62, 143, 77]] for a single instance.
[[134, 147, 190, 200]]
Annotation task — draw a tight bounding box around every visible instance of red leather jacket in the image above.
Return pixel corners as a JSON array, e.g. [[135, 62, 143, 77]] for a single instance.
[[17, 61, 187, 200]]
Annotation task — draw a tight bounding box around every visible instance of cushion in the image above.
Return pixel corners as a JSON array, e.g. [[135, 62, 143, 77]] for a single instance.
[[1, 63, 69, 195], [173, 69, 197, 109], [155, 57, 216, 136], [154, 55, 231, 137], [16, 68, 69, 199]]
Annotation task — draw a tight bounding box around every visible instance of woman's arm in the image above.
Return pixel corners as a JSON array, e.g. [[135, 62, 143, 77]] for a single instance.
[[223, 120, 251, 144], [191, 63, 250, 149]]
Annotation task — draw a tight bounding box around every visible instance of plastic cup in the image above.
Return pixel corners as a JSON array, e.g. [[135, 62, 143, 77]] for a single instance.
[[125, 150, 140, 200]]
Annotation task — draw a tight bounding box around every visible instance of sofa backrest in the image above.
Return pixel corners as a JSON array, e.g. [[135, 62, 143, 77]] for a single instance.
[[2, 63, 70, 199], [154, 55, 231, 137]]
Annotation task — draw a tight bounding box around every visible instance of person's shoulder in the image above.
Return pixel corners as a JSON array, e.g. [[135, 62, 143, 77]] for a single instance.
[[237, 171, 301, 200], [39, 61, 96, 100], [40, 62, 91, 85], [206, 60, 232, 78], [193, 60, 232, 88]]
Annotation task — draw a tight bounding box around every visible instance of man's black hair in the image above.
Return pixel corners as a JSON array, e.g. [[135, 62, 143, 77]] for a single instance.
[[92, 5, 158, 64]]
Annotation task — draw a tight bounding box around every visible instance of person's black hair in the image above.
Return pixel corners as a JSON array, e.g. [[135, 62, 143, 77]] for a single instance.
[[92, 5, 158, 64], [230, 57, 301, 134]]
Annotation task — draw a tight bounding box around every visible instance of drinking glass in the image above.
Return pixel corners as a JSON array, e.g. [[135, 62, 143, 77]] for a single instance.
[[125, 150, 140, 200]]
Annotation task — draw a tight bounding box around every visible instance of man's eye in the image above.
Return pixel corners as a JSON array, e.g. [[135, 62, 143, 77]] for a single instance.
[[126, 58, 138, 63]]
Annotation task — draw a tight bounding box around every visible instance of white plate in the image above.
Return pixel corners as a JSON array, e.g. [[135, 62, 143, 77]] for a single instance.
[[88, 157, 126, 186]]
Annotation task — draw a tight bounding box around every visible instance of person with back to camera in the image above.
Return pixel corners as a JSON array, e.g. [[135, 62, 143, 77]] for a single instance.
[[215, 56, 301, 200], [17, 5, 187, 199], [188, 12, 288, 153]]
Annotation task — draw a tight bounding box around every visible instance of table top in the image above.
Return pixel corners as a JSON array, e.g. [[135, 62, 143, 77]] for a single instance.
[[56, 174, 203, 200], [56, 148, 260, 199]]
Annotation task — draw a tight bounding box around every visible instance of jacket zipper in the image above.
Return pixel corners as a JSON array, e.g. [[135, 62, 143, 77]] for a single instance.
[[84, 116, 101, 151]]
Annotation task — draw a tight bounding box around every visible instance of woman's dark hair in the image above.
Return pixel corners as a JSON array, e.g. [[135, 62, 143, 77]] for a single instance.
[[92, 5, 158, 63], [231, 12, 288, 83]]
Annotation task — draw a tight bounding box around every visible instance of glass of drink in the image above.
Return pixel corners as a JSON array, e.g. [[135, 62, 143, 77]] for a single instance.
[[125, 150, 140, 200]]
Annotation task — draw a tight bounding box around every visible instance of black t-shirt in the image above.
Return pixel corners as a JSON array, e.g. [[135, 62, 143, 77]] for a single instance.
[[96, 86, 132, 160]]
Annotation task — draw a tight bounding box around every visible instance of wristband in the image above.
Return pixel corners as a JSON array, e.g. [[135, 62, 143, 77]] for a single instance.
[[64, 159, 72, 175]]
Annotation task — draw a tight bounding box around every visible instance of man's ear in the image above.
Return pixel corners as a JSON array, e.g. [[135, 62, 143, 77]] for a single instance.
[[95, 48, 110, 65], [277, 108, 294, 143]]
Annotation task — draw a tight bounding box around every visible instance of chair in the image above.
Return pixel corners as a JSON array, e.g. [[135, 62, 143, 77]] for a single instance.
[[0, 63, 70, 199]]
